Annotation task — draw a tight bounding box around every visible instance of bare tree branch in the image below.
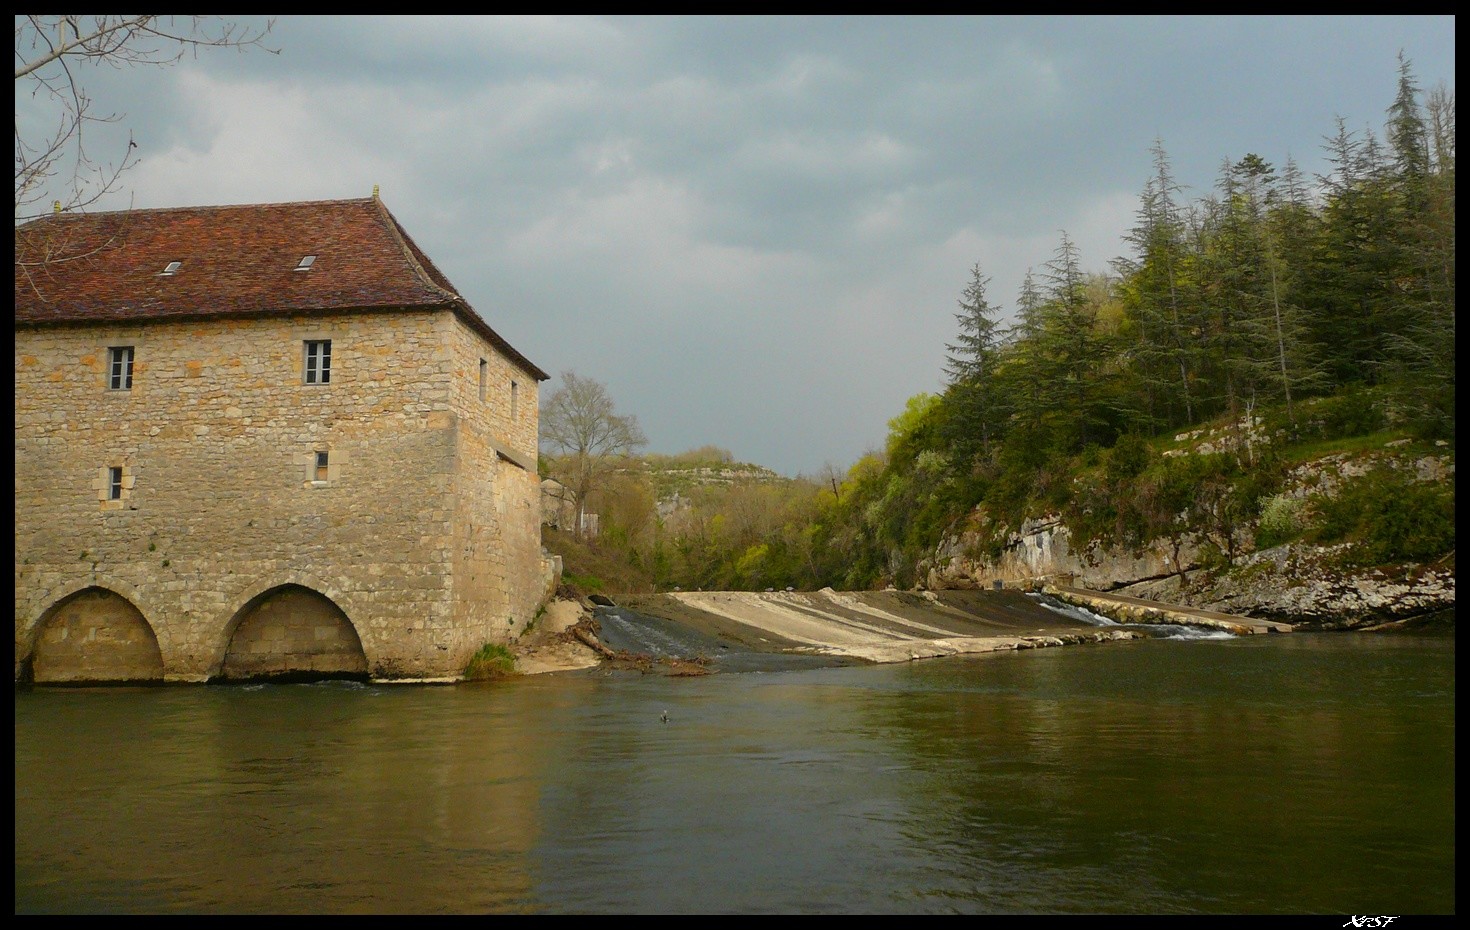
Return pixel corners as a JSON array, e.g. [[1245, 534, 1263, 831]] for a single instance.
[[15, 15, 277, 221], [540, 371, 648, 538]]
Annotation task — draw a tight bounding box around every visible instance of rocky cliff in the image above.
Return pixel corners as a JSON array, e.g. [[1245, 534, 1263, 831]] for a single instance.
[[920, 447, 1455, 630]]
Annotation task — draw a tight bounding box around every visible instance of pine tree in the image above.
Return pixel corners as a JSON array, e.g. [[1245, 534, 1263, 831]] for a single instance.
[[1381, 60, 1455, 436], [944, 263, 1004, 384], [1388, 52, 1431, 192], [1264, 156, 1328, 426], [1035, 232, 1115, 451], [943, 264, 1005, 457], [1116, 140, 1200, 429]]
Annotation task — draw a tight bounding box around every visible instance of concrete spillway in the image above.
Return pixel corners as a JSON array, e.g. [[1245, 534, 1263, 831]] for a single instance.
[[617, 587, 1149, 664], [1042, 585, 1293, 635]]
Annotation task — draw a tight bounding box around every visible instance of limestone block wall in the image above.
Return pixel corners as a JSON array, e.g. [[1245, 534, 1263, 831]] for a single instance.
[[447, 314, 539, 458], [15, 309, 546, 681], [445, 316, 549, 664]]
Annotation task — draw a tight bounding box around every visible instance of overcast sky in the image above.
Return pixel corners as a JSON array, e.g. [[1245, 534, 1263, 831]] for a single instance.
[[18, 15, 1456, 476]]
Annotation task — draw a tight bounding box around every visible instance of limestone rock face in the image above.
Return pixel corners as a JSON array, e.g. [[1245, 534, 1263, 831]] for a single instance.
[[926, 520, 1454, 628], [920, 449, 1456, 629]]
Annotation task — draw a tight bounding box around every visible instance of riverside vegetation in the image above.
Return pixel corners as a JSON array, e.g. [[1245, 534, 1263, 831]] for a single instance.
[[542, 58, 1454, 627], [464, 642, 517, 680]]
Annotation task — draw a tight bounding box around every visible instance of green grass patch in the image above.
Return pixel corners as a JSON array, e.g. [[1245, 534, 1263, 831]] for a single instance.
[[463, 642, 516, 681], [1270, 430, 1423, 469], [561, 572, 605, 592]]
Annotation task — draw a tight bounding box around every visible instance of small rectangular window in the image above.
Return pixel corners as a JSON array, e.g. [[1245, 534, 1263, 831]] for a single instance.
[[315, 451, 330, 482], [158, 261, 182, 276], [108, 467, 123, 500], [295, 255, 316, 272], [108, 346, 134, 391], [479, 359, 488, 401], [511, 380, 519, 420], [304, 339, 332, 384]]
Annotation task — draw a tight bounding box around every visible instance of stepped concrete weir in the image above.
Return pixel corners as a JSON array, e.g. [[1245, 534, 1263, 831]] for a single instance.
[[620, 587, 1147, 664], [1042, 585, 1294, 635]]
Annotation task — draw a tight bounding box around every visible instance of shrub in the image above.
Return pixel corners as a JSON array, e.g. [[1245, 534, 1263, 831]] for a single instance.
[[1299, 390, 1388, 441], [1311, 467, 1455, 565], [464, 642, 516, 681], [1196, 539, 1229, 574], [1255, 495, 1312, 549], [1105, 433, 1152, 482]]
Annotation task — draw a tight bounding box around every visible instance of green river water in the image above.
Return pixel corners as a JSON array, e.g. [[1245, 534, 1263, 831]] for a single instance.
[[14, 627, 1454, 914]]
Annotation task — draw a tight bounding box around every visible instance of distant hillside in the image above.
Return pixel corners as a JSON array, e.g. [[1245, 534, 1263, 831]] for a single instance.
[[548, 446, 812, 596], [631, 448, 787, 502]]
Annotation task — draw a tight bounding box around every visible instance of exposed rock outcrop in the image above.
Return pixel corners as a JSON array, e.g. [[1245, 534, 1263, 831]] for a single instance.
[[921, 450, 1455, 630]]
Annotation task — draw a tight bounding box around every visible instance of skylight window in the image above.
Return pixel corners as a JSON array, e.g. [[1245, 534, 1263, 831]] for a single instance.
[[295, 255, 317, 272], [158, 261, 182, 276]]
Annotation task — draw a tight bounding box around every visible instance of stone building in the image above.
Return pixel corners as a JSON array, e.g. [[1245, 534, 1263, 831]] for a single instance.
[[540, 478, 578, 531], [539, 477, 599, 538], [14, 194, 554, 682]]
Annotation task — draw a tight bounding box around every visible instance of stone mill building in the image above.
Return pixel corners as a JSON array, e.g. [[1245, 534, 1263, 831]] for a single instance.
[[14, 194, 554, 683]]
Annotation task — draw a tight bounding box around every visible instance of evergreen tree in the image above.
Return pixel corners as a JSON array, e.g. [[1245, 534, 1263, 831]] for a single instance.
[[995, 269, 1049, 439], [942, 263, 1005, 458], [1381, 63, 1456, 436], [1264, 156, 1329, 426], [1116, 140, 1200, 429], [1034, 232, 1116, 451], [1304, 120, 1402, 388], [1388, 52, 1431, 192]]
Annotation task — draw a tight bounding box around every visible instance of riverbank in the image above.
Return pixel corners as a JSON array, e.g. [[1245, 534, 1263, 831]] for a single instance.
[[510, 598, 603, 675], [1041, 585, 1293, 635], [926, 522, 1455, 631]]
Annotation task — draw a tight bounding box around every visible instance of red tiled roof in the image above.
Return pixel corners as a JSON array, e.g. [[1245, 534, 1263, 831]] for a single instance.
[[14, 196, 548, 380]]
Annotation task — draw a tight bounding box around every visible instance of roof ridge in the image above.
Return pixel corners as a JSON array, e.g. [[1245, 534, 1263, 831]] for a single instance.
[[15, 194, 552, 382], [362, 198, 549, 381], [17, 196, 379, 228], [367, 197, 463, 305]]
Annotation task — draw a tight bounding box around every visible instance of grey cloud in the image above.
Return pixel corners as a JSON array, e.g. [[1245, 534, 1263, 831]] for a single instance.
[[28, 15, 1456, 476]]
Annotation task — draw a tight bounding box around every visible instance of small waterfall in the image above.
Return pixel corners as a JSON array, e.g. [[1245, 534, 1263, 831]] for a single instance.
[[1027, 592, 1118, 626], [592, 605, 852, 673], [1026, 592, 1236, 639], [594, 606, 724, 659]]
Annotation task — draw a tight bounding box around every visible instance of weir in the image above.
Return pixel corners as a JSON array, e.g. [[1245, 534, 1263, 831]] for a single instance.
[[1041, 584, 1294, 635], [606, 586, 1194, 665]]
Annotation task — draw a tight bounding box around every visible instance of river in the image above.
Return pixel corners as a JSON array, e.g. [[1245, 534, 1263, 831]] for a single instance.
[[14, 619, 1455, 914]]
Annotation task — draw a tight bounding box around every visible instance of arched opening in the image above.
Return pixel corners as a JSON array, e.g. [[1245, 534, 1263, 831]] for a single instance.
[[218, 584, 369, 682], [29, 587, 165, 684]]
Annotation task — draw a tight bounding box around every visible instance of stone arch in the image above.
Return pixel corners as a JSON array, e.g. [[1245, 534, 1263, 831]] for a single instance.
[[26, 586, 165, 684], [216, 582, 369, 682], [21, 575, 162, 645], [214, 572, 370, 666]]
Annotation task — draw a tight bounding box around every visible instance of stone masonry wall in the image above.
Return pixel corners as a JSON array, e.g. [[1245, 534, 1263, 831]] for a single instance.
[[14, 309, 545, 681], [445, 314, 549, 668]]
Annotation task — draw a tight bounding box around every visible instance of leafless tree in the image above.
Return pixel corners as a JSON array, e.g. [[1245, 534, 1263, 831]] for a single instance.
[[540, 371, 648, 538], [15, 15, 277, 221]]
